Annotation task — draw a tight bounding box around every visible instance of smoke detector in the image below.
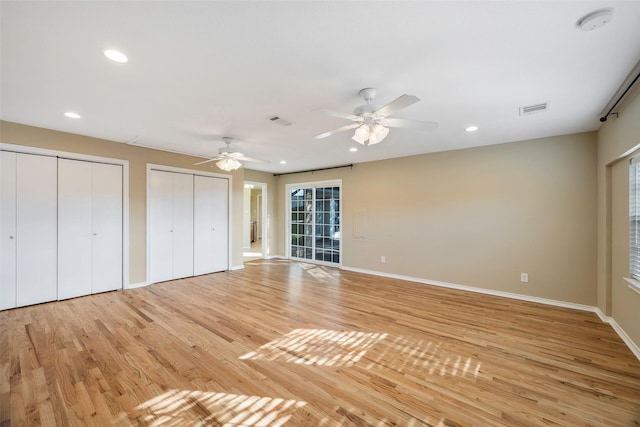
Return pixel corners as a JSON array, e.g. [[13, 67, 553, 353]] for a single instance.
[[577, 8, 614, 31]]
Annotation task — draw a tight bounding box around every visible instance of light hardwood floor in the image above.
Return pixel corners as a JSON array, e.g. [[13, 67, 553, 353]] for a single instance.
[[1, 259, 640, 426]]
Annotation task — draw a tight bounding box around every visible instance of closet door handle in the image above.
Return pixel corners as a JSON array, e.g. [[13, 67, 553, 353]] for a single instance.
[[9, 236, 14, 239]]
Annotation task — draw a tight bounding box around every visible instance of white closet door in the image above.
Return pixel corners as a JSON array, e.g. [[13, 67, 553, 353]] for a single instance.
[[16, 154, 57, 307], [210, 178, 229, 272], [172, 173, 194, 279], [0, 152, 17, 310], [58, 159, 93, 300], [194, 175, 228, 275], [91, 162, 123, 293], [149, 170, 175, 283]]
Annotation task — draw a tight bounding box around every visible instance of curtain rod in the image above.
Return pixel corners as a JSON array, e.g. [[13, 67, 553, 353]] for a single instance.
[[600, 69, 640, 122], [273, 164, 353, 177]]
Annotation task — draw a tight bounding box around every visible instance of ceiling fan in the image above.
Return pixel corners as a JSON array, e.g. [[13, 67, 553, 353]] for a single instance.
[[314, 88, 438, 145], [193, 137, 269, 171]]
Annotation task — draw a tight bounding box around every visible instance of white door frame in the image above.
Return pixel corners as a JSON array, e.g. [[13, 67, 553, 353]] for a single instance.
[[146, 164, 232, 284], [285, 179, 342, 267], [0, 143, 130, 291], [244, 181, 268, 259]]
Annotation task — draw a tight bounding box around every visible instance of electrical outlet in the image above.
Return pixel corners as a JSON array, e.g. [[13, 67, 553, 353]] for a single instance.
[[381, 256, 386, 263], [521, 273, 529, 283]]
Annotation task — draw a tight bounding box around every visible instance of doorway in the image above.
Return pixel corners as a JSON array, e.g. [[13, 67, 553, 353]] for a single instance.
[[286, 180, 342, 266], [244, 181, 267, 262]]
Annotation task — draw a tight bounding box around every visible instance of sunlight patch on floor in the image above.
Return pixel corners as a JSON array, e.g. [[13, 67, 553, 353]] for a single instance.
[[240, 329, 387, 367], [134, 390, 306, 426], [363, 336, 482, 380]]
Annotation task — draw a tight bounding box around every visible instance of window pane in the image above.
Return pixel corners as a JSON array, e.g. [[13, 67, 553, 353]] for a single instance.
[[290, 184, 340, 264]]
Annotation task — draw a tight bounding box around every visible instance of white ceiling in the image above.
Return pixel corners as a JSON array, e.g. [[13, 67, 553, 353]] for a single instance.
[[2, 1, 640, 174]]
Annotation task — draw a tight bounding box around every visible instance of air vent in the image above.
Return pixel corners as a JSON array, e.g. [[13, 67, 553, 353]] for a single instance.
[[266, 115, 292, 126], [519, 102, 549, 116]]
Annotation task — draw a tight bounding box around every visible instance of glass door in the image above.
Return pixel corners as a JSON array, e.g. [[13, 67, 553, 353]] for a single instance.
[[289, 181, 341, 265]]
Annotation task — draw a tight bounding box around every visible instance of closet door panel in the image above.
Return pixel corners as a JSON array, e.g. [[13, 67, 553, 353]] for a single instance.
[[16, 154, 57, 307], [172, 173, 194, 279], [194, 175, 215, 275], [194, 175, 228, 275], [92, 163, 123, 293], [0, 152, 17, 310], [210, 177, 229, 272], [149, 170, 174, 283], [58, 159, 92, 300]]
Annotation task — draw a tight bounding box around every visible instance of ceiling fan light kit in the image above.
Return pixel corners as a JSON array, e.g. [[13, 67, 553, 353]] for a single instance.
[[193, 136, 269, 171], [315, 88, 437, 145], [216, 157, 242, 171]]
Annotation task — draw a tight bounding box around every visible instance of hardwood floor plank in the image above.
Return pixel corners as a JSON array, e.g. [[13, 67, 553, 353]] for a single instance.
[[1, 260, 640, 425]]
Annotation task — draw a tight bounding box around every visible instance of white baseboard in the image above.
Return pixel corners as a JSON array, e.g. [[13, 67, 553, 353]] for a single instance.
[[593, 308, 640, 361], [230, 265, 245, 271], [341, 265, 640, 362]]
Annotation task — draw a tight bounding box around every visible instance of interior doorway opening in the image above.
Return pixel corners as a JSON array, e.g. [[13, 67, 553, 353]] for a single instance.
[[243, 181, 267, 262]]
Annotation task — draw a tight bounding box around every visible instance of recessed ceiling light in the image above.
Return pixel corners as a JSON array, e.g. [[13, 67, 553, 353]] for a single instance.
[[349, 147, 358, 152], [280, 160, 287, 164], [465, 126, 478, 132], [104, 49, 128, 63], [64, 112, 81, 119]]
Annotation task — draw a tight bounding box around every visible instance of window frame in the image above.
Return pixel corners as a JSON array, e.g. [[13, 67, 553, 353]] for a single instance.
[[286, 179, 342, 267]]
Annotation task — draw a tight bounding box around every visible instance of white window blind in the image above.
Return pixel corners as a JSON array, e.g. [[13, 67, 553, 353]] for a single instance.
[[630, 157, 640, 280]]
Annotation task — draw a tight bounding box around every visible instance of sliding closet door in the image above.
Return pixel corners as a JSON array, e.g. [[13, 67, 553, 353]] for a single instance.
[[172, 173, 194, 279], [149, 170, 194, 282], [58, 159, 93, 299], [149, 170, 174, 283], [59, 159, 123, 299], [91, 162, 123, 293], [0, 152, 17, 310], [194, 175, 228, 275], [16, 154, 58, 307]]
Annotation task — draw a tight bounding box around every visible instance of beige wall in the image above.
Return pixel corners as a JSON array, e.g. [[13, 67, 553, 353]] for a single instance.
[[596, 87, 640, 348], [275, 133, 597, 305], [1, 120, 608, 318], [0, 121, 246, 283]]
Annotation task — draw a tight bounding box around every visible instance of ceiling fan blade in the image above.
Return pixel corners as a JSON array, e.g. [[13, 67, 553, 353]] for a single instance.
[[374, 94, 420, 117], [314, 123, 360, 139], [382, 117, 438, 131], [315, 108, 359, 121], [193, 157, 221, 166], [237, 156, 270, 164]]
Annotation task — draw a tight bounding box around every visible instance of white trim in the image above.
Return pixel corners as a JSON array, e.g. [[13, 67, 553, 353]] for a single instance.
[[285, 180, 343, 267], [147, 163, 231, 179], [594, 308, 640, 361], [340, 265, 640, 362], [244, 181, 268, 259], [146, 164, 233, 285], [623, 277, 640, 295], [341, 266, 595, 312], [1, 143, 130, 293], [230, 264, 245, 271], [126, 282, 150, 290]]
